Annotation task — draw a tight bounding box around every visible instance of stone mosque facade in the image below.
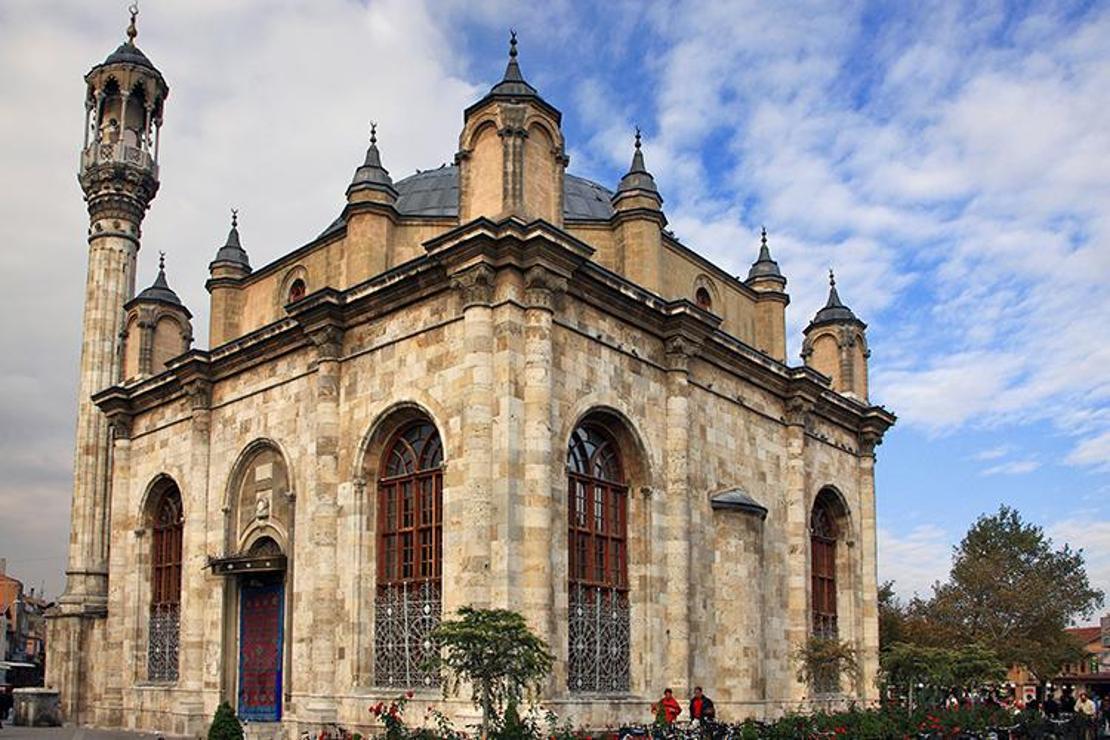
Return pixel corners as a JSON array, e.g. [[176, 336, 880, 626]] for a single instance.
[[48, 13, 895, 736]]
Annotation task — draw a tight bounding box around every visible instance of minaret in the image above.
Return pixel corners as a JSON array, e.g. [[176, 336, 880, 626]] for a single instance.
[[61, 5, 168, 611], [802, 270, 870, 401], [611, 128, 666, 294], [745, 227, 789, 362], [457, 32, 568, 224]]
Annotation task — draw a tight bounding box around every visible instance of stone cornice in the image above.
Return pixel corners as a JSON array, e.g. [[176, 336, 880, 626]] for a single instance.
[[96, 215, 895, 444]]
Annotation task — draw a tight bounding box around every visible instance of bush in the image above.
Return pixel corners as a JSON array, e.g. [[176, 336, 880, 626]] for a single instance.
[[207, 701, 244, 740]]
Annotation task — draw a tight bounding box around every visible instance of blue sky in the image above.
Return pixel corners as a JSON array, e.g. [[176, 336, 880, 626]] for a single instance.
[[0, 0, 1107, 610]]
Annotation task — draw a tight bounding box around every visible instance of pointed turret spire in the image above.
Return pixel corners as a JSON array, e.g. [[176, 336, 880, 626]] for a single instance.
[[490, 30, 538, 97], [809, 268, 861, 327], [348, 122, 397, 198], [212, 208, 251, 270], [135, 250, 184, 307], [747, 226, 784, 282], [615, 127, 659, 196]]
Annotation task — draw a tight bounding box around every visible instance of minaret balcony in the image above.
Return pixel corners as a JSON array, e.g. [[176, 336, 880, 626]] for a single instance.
[[80, 141, 158, 178]]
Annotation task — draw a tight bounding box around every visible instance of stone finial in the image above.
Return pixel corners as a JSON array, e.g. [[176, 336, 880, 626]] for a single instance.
[[126, 3, 139, 44], [615, 127, 659, 196], [746, 225, 784, 282]]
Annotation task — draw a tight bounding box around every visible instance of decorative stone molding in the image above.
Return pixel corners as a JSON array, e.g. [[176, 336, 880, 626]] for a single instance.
[[524, 265, 568, 310], [858, 429, 883, 458], [309, 324, 344, 361], [664, 334, 699, 372], [107, 412, 133, 440], [185, 380, 212, 411], [451, 264, 496, 308], [786, 396, 815, 429]]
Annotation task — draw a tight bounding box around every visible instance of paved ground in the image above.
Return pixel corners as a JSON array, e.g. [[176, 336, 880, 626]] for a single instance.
[[0, 729, 181, 739]]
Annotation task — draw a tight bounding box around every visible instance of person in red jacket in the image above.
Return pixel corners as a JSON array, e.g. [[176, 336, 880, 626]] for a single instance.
[[689, 686, 716, 722], [652, 688, 682, 725]]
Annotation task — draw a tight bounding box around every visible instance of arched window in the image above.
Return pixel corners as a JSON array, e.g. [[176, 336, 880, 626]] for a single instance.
[[375, 421, 443, 688], [148, 481, 183, 681], [288, 278, 306, 303], [567, 422, 630, 693], [810, 493, 839, 639], [695, 286, 713, 311]]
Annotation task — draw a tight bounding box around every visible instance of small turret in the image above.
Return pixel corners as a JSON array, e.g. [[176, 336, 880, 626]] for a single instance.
[[347, 123, 397, 204], [745, 228, 789, 362], [802, 270, 869, 401], [122, 253, 193, 381], [611, 129, 666, 295], [457, 32, 567, 224], [206, 210, 250, 348]]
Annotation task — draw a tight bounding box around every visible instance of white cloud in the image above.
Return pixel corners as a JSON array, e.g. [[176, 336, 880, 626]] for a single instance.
[[878, 525, 952, 600], [981, 460, 1041, 477], [1066, 432, 1110, 473], [972, 445, 1012, 462]]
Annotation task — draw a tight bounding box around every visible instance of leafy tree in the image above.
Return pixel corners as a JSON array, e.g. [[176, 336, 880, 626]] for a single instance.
[[427, 607, 554, 739], [795, 636, 859, 695], [207, 701, 243, 740], [926, 505, 1103, 678]]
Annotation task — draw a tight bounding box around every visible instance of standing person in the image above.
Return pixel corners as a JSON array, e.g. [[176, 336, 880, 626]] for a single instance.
[[1043, 689, 1060, 718], [1063, 688, 1078, 714], [689, 686, 716, 722], [651, 688, 682, 726], [1075, 693, 1096, 740]]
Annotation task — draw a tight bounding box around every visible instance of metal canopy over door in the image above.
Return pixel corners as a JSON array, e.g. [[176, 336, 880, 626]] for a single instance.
[[238, 574, 284, 722]]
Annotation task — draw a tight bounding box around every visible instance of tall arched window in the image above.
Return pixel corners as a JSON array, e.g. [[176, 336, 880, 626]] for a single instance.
[[148, 481, 183, 681], [810, 493, 839, 640], [375, 421, 443, 688], [567, 422, 630, 693], [695, 286, 713, 311], [287, 278, 306, 303]]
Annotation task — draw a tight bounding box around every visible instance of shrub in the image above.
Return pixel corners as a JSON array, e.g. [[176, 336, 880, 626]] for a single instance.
[[207, 701, 243, 740]]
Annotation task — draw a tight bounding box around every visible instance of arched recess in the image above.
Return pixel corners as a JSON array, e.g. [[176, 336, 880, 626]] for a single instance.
[[563, 408, 650, 695], [464, 120, 503, 219], [693, 274, 720, 314], [213, 440, 295, 721], [358, 405, 446, 689], [141, 474, 184, 682], [524, 121, 558, 220], [277, 265, 309, 311], [809, 486, 854, 640]]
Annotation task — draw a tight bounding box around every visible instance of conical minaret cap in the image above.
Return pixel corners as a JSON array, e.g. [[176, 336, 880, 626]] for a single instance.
[[747, 227, 784, 281], [135, 252, 184, 307], [489, 31, 538, 97], [808, 269, 862, 328], [615, 128, 660, 196], [99, 5, 160, 74], [348, 123, 397, 197], [212, 209, 251, 270]]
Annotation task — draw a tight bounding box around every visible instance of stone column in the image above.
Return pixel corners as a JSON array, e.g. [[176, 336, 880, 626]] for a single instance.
[[182, 381, 212, 701], [781, 397, 813, 704], [306, 325, 343, 719], [856, 432, 881, 703], [521, 267, 566, 669], [101, 413, 132, 728], [663, 335, 694, 691], [446, 265, 495, 613]]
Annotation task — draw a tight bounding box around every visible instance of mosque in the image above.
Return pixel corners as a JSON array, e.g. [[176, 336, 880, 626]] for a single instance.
[[48, 10, 894, 735]]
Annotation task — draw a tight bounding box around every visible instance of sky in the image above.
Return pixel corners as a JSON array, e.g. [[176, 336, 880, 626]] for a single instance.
[[0, 0, 1107, 617]]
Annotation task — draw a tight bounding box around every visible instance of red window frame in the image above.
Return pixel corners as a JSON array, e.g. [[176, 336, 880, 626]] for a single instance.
[[567, 424, 628, 592], [810, 498, 838, 634], [151, 488, 183, 607], [377, 422, 443, 589]]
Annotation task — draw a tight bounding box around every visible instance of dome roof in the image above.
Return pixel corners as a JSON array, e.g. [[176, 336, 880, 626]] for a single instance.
[[318, 167, 614, 238], [102, 41, 156, 71], [808, 270, 862, 329], [134, 257, 184, 308]]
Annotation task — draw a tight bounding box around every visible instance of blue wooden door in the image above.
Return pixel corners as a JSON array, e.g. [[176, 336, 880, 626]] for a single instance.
[[238, 577, 284, 722]]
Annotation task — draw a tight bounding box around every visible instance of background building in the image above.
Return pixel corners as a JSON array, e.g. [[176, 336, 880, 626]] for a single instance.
[[48, 13, 894, 735]]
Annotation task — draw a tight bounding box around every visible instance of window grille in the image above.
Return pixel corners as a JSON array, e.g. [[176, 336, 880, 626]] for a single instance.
[[375, 421, 443, 687], [567, 423, 630, 693], [148, 486, 183, 681]]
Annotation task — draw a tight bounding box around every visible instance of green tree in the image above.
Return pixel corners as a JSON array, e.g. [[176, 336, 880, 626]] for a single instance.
[[207, 701, 244, 740], [926, 505, 1103, 678], [427, 607, 555, 739]]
